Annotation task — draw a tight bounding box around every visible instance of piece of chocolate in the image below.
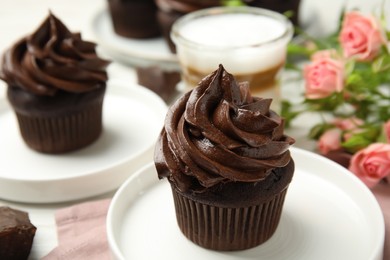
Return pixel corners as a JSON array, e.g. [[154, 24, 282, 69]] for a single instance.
[[0, 207, 37, 260], [136, 66, 180, 102]]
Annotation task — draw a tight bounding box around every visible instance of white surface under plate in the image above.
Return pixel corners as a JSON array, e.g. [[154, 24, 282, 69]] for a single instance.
[[91, 9, 179, 69], [0, 79, 167, 203], [107, 147, 384, 260]]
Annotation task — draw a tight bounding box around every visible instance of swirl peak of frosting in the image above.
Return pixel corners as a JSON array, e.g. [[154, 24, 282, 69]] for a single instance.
[[155, 65, 295, 192], [0, 13, 109, 96]]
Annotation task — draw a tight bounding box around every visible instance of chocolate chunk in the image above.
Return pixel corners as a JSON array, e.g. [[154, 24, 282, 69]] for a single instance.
[[0, 207, 37, 260]]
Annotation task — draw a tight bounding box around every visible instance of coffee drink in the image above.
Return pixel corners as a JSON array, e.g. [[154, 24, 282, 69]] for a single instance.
[[171, 6, 293, 110]]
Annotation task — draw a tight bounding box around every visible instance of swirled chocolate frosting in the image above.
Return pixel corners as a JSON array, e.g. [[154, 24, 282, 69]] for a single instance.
[[0, 13, 109, 96], [155, 65, 295, 192]]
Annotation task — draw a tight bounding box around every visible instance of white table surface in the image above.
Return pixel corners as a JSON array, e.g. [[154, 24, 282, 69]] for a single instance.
[[0, 0, 389, 259]]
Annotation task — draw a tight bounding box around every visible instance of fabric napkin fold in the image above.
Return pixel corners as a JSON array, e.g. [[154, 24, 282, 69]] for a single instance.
[[42, 199, 111, 260]]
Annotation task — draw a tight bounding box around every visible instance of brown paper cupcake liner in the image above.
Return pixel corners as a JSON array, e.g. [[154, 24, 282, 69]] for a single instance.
[[172, 187, 288, 251], [108, 0, 160, 39], [14, 102, 103, 154]]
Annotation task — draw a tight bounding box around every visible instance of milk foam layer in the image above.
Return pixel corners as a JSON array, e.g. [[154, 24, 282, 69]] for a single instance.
[[173, 11, 292, 74], [180, 14, 286, 47]]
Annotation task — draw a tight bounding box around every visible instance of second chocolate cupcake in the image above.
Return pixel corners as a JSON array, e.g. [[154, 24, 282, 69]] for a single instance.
[[0, 13, 109, 154]]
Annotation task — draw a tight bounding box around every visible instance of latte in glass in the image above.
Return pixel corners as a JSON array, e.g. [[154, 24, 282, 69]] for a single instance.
[[171, 6, 293, 110]]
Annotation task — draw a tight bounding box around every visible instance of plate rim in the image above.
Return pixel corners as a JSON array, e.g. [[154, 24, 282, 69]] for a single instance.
[[0, 79, 167, 203], [90, 8, 178, 65], [107, 147, 385, 260]]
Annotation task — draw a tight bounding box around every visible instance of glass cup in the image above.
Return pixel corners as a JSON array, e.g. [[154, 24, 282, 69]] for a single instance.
[[171, 6, 293, 111]]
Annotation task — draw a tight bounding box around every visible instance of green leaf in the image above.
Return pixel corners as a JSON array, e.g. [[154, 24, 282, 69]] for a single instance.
[[341, 126, 381, 153], [378, 105, 390, 122], [363, 125, 381, 140], [287, 42, 313, 66], [221, 0, 245, 6], [281, 101, 301, 128], [287, 43, 312, 57], [345, 62, 386, 93], [304, 93, 344, 112], [341, 135, 371, 153], [308, 124, 333, 140], [372, 53, 390, 73], [377, 124, 388, 143], [283, 10, 294, 19], [346, 73, 363, 87]]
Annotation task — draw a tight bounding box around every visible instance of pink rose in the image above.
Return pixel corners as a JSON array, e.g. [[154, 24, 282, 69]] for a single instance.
[[339, 12, 385, 61], [384, 120, 390, 143], [349, 143, 390, 188], [311, 49, 339, 60], [318, 128, 342, 154], [304, 50, 344, 99], [333, 117, 364, 141], [333, 117, 364, 131]]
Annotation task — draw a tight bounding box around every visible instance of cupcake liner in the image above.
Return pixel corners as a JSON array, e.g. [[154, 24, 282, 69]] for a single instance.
[[171, 186, 288, 251], [14, 101, 103, 154], [108, 0, 160, 39]]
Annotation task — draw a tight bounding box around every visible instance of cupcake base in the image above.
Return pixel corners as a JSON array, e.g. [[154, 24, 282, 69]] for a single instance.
[[169, 160, 294, 251], [107, 0, 160, 39], [172, 187, 287, 251], [7, 86, 106, 154], [14, 103, 103, 153]]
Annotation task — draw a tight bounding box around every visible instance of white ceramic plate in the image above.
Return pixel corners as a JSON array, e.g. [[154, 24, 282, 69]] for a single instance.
[[107, 147, 384, 260], [0, 79, 167, 203], [90, 9, 179, 69]]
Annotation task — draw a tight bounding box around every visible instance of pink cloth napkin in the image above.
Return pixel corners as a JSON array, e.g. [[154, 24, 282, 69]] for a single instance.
[[42, 199, 111, 260]]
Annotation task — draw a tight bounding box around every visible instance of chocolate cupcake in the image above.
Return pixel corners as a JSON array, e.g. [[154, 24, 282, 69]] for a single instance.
[[0, 13, 109, 154], [155, 0, 220, 52], [154, 65, 295, 251], [108, 0, 161, 38]]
